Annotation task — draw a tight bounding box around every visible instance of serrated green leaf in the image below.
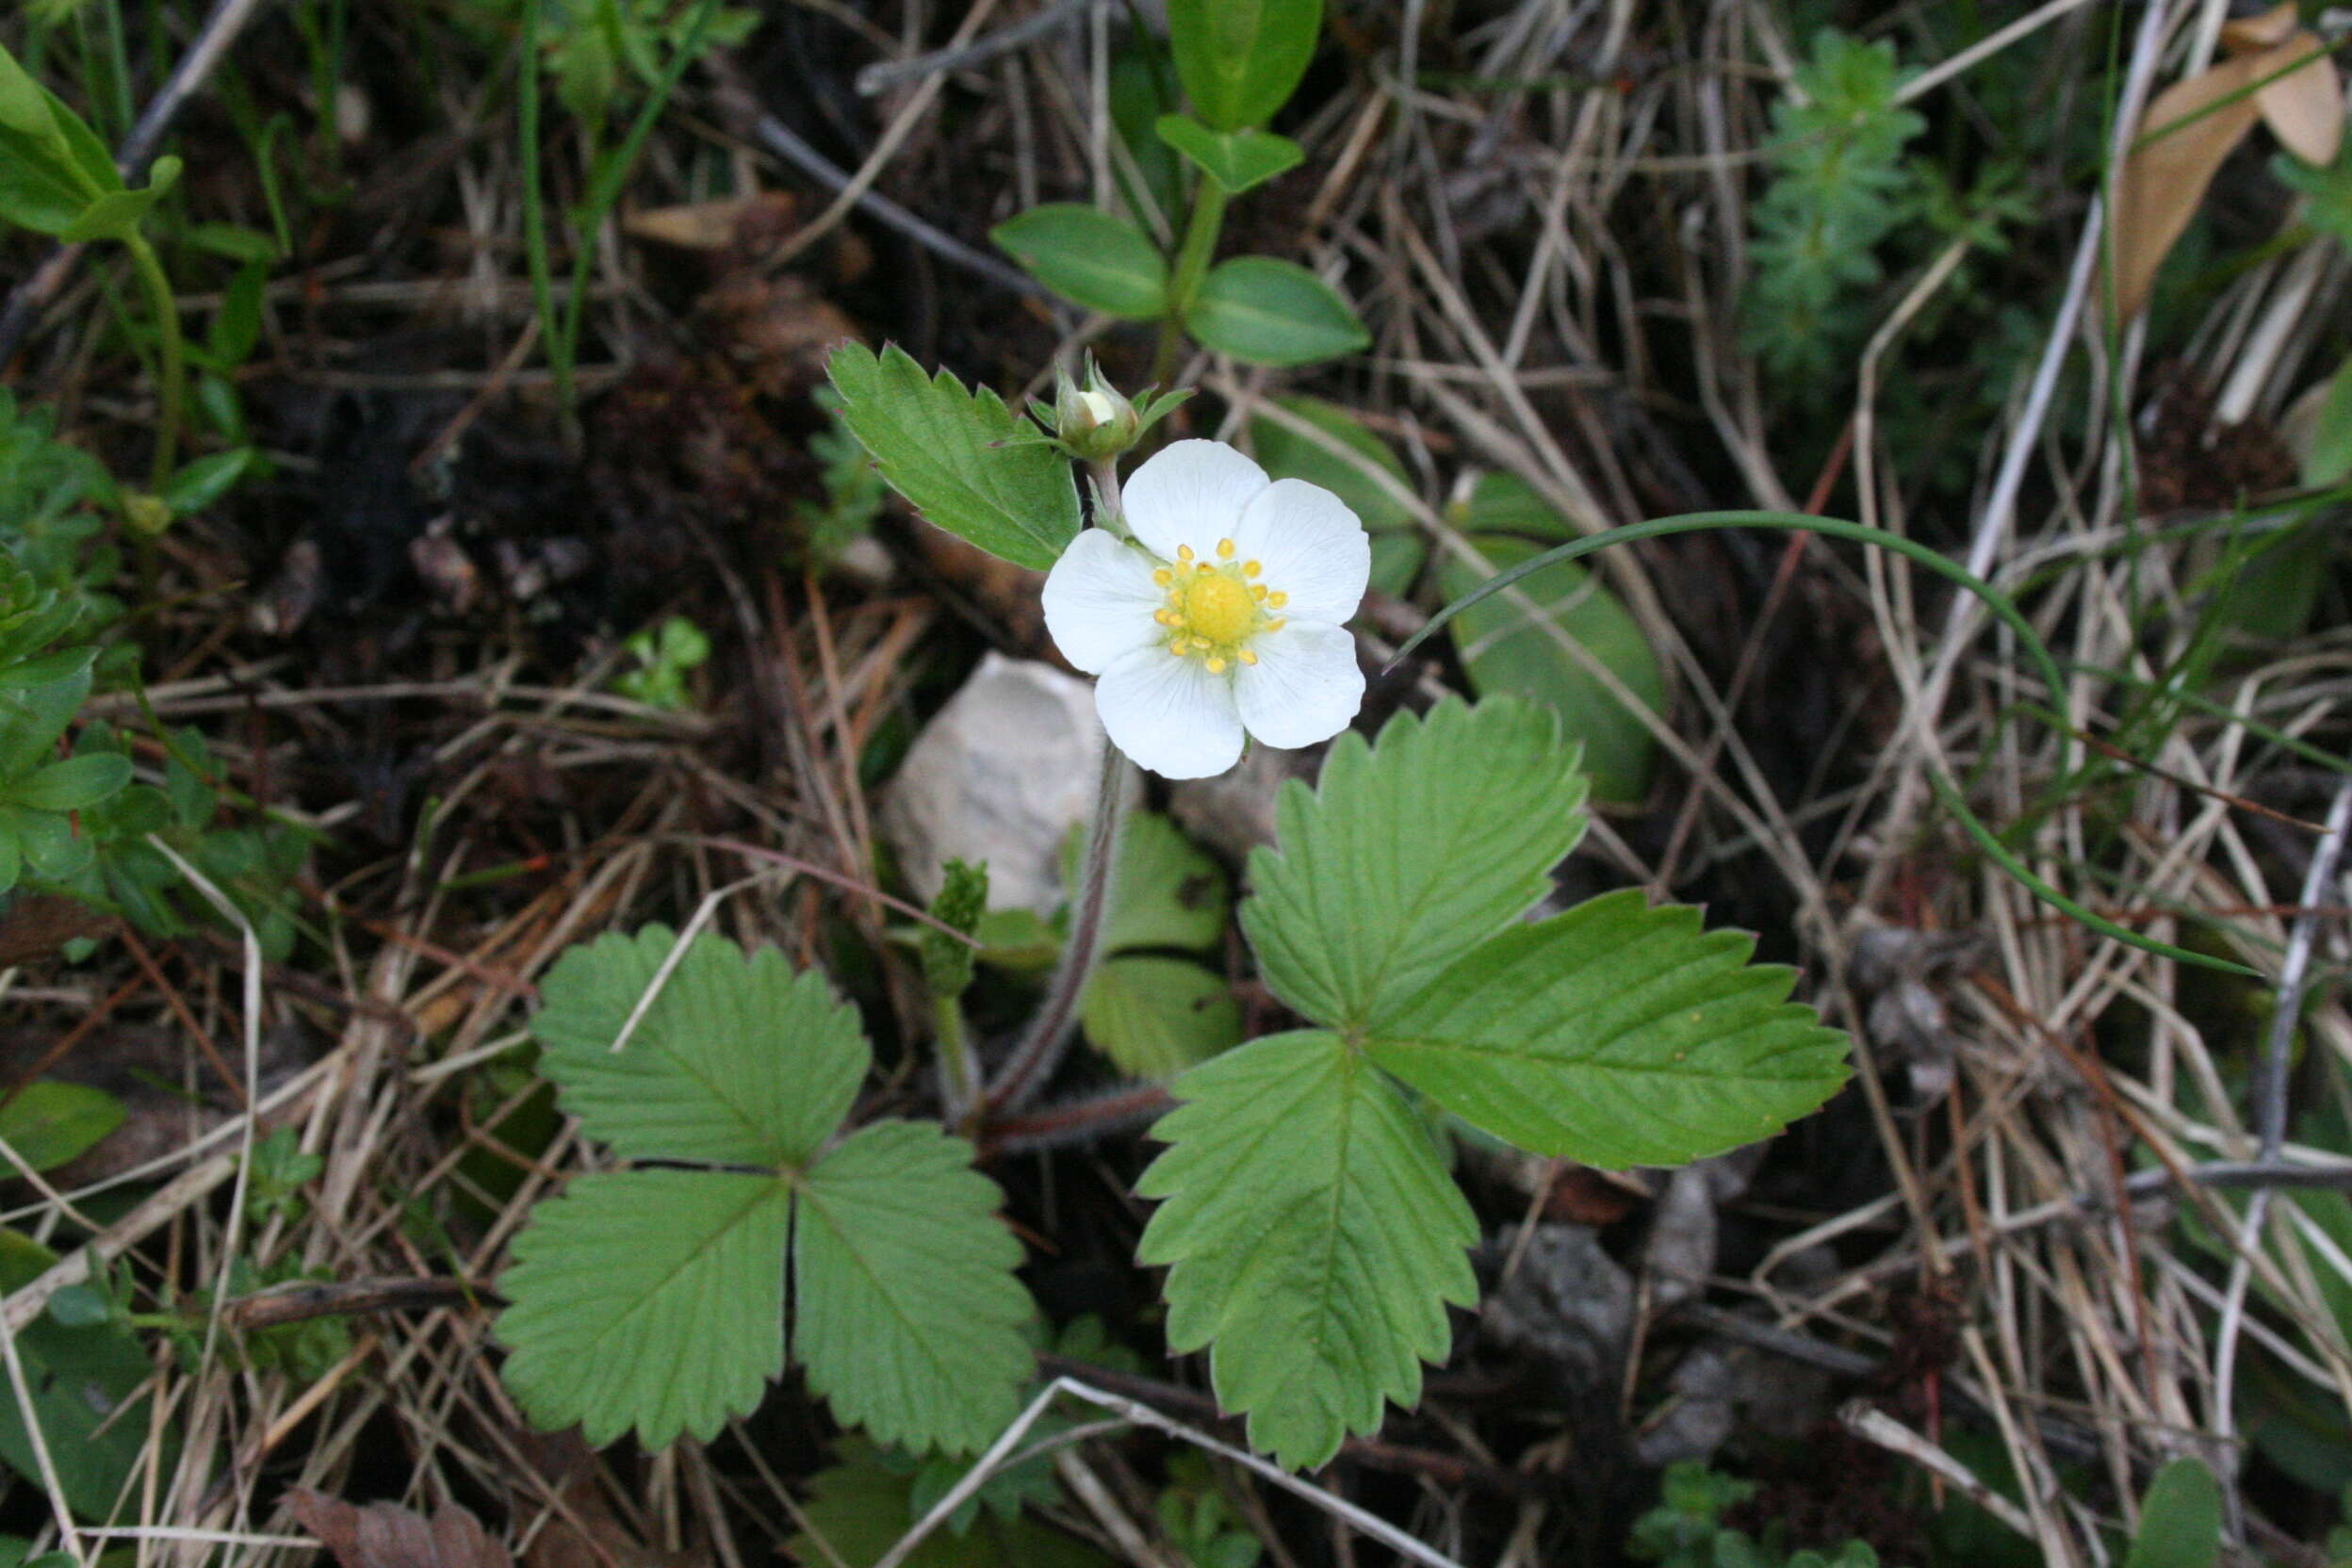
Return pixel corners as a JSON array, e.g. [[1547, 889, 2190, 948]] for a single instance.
[[1184, 257, 1369, 367], [793, 1120, 1033, 1456], [8, 753, 129, 813], [1362, 889, 1849, 1168], [990, 205, 1168, 319], [0, 1082, 122, 1172], [497, 1168, 792, 1447], [531, 927, 868, 1167], [785, 1438, 1112, 1568], [826, 343, 1082, 571], [1241, 697, 1589, 1032], [1166, 0, 1320, 131], [1440, 532, 1663, 804], [1066, 809, 1228, 955], [1153, 115, 1303, 194], [2128, 1459, 2221, 1568], [1135, 1032, 1478, 1469], [1081, 956, 1242, 1078]]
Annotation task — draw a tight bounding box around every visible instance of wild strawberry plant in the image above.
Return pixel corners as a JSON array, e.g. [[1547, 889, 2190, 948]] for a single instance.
[[494, 347, 1856, 1473]]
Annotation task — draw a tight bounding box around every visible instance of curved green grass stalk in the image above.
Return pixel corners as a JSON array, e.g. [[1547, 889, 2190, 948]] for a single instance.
[[1391, 510, 2258, 977]]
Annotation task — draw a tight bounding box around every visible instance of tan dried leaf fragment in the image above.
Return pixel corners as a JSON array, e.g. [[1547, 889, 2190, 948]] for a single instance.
[[286, 1489, 516, 1568], [2111, 4, 2342, 320]]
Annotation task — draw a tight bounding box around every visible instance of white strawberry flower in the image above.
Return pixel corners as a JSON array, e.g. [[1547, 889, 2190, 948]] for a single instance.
[[1042, 439, 1368, 779]]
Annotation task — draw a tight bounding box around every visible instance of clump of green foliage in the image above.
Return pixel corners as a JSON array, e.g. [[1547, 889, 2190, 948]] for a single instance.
[[1744, 31, 1926, 383], [1630, 1462, 1883, 1568]]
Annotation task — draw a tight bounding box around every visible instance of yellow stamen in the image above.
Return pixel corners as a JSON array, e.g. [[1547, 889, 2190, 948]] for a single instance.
[[1267, 591, 1288, 608], [1154, 609, 1180, 626], [1244, 561, 1263, 578], [1266, 618, 1287, 632], [1216, 538, 1236, 560], [1237, 648, 1258, 665], [1176, 545, 1195, 562], [1152, 567, 1173, 587], [1204, 657, 1227, 674], [1250, 585, 1268, 601]]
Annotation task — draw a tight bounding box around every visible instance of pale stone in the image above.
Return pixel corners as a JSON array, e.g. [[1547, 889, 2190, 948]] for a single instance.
[[881, 653, 1131, 915]]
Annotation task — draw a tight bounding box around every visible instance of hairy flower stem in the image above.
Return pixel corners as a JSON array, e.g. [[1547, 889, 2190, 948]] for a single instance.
[[1150, 176, 1228, 385], [983, 740, 1128, 1119]]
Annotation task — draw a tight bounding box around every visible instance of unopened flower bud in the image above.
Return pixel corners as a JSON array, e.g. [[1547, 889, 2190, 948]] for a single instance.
[[1054, 362, 1141, 460]]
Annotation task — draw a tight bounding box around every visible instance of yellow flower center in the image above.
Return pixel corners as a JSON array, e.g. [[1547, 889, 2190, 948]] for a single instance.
[[1183, 572, 1254, 646], [1148, 539, 1289, 674]]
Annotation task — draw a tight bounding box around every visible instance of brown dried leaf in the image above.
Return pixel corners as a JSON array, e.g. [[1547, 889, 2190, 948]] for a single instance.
[[2112, 49, 2271, 320], [2253, 32, 2343, 167], [287, 1490, 515, 1568], [623, 195, 774, 253], [2221, 1, 2299, 52]]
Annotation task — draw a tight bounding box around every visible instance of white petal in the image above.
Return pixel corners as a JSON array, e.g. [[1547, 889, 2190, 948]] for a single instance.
[[1233, 620, 1364, 750], [1096, 645, 1245, 779], [1042, 529, 1166, 675], [1231, 479, 1370, 624], [1120, 440, 1268, 563]]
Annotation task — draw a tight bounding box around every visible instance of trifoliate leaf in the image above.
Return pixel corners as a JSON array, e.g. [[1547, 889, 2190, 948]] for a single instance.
[[495, 1169, 793, 1448], [785, 1439, 1112, 1568], [1135, 1032, 1478, 1469], [793, 1120, 1034, 1456], [1081, 956, 1243, 1078], [531, 926, 867, 1167], [1362, 890, 1850, 1168], [1065, 809, 1229, 955], [826, 343, 1082, 571], [1240, 697, 1588, 1032]]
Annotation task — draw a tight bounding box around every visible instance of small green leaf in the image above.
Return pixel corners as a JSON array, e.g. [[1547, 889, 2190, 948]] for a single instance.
[[1066, 810, 1228, 955], [1184, 257, 1369, 367], [1153, 115, 1303, 194], [531, 926, 869, 1167], [57, 159, 176, 243], [990, 205, 1169, 320], [2128, 1459, 2221, 1568], [1362, 889, 1850, 1168], [205, 262, 269, 368], [792, 1120, 1034, 1456], [8, 753, 130, 813], [0, 1082, 123, 1171], [785, 1438, 1113, 1568], [827, 343, 1083, 571], [497, 1169, 793, 1447], [1241, 696, 1589, 1032], [0, 1229, 167, 1518], [1109, 44, 1184, 223], [0, 43, 61, 147], [975, 906, 1061, 972], [1166, 0, 1320, 131], [1081, 956, 1243, 1078], [1136, 1031, 1478, 1469], [1440, 531, 1663, 803], [159, 449, 255, 516]]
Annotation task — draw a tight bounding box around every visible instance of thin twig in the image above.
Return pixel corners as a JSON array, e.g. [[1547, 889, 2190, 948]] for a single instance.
[[856, 0, 1102, 95]]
